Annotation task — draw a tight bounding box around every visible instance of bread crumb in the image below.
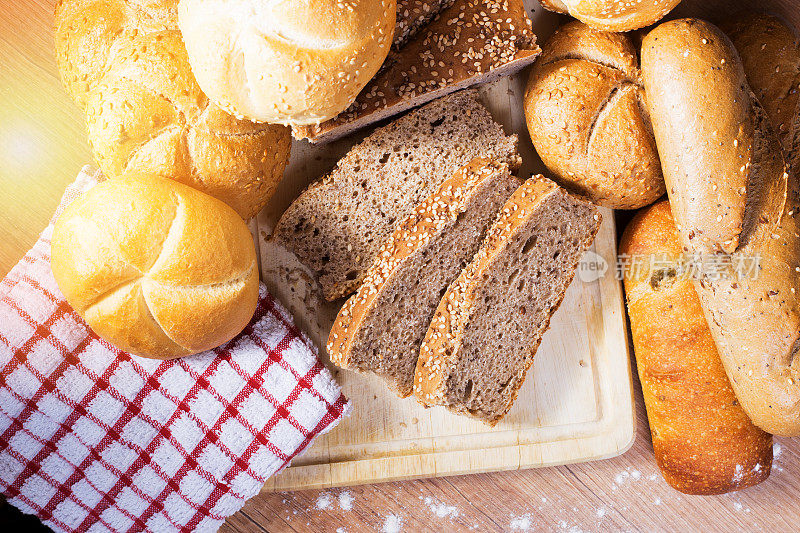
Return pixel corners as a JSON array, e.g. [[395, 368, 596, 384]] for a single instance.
[[383, 514, 403, 533]]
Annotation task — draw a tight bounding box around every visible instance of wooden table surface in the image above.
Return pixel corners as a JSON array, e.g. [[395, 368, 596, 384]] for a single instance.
[[2, 1, 799, 532]]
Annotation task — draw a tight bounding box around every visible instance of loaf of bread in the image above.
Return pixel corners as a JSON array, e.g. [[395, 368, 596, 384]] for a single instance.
[[540, 0, 681, 31], [272, 90, 521, 302], [620, 200, 772, 495], [293, 0, 540, 143], [51, 175, 259, 360], [394, 0, 455, 49], [414, 177, 601, 425], [328, 159, 521, 397], [721, 12, 800, 153], [524, 22, 664, 209], [54, 0, 291, 220], [177, 0, 396, 125], [642, 19, 800, 436]]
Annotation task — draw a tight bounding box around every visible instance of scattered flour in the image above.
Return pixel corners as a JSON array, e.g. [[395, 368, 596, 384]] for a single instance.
[[541, 497, 548, 503], [732, 464, 744, 484], [423, 497, 459, 519], [653, 497, 662, 506], [336, 528, 347, 533], [630, 469, 641, 480], [648, 474, 658, 482], [315, 492, 333, 510], [774, 443, 783, 458], [338, 491, 355, 511], [596, 507, 607, 518], [383, 514, 403, 533], [733, 502, 743, 511], [509, 514, 533, 530]]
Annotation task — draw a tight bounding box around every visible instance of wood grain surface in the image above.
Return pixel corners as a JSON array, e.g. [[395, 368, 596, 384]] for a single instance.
[[1, 0, 799, 532]]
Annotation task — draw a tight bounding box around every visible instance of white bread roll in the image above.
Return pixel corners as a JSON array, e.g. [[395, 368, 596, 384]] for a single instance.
[[51, 175, 259, 360], [540, 0, 681, 32], [177, 0, 396, 125]]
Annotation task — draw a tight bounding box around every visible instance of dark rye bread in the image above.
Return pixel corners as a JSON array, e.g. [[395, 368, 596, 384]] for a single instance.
[[294, 0, 540, 143], [394, 0, 456, 49], [271, 90, 521, 302], [414, 176, 601, 425], [328, 159, 522, 397]]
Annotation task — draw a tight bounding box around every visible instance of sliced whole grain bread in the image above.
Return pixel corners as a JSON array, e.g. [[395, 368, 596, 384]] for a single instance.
[[271, 89, 521, 302], [294, 0, 540, 143], [327, 159, 522, 397], [394, 0, 456, 50], [413, 176, 602, 425]]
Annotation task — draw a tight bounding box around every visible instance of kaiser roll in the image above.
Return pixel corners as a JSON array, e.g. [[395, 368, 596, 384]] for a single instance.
[[54, 0, 291, 219], [177, 0, 396, 126], [51, 175, 259, 360], [523, 21, 664, 209], [539, 0, 681, 32]]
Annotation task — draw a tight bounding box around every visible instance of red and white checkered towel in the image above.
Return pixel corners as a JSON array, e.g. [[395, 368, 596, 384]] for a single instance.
[[0, 167, 350, 533]]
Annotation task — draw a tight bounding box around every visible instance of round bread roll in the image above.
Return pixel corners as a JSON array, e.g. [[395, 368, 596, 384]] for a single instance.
[[51, 175, 259, 360], [177, 0, 396, 126], [523, 21, 664, 209], [54, 0, 291, 219], [539, 0, 681, 32]]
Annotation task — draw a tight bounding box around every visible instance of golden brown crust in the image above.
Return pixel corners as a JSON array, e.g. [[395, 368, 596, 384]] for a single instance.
[[54, 0, 291, 219], [721, 12, 800, 153], [294, 0, 540, 143], [620, 201, 772, 495], [539, 0, 681, 32], [51, 174, 259, 359], [524, 21, 664, 210], [642, 18, 800, 436], [177, 0, 396, 125]]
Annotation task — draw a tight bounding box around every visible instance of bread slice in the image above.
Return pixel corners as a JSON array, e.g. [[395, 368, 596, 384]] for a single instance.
[[328, 159, 522, 397], [294, 0, 541, 143], [394, 0, 456, 49], [413, 176, 602, 425], [271, 89, 521, 302]]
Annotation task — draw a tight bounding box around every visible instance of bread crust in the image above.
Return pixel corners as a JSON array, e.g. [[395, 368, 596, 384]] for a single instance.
[[642, 18, 800, 436], [293, 0, 540, 143], [327, 159, 519, 397], [178, 0, 396, 125], [620, 201, 772, 495], [539, 0, 681, 32], [51, 174, 259, 360], [54, 0, 291, 219], [413, 177, 601, 424], [524, 21, 664, 210], [721, 12, 800, 153]]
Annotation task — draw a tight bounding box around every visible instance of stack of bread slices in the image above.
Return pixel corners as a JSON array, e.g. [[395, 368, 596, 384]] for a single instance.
[[271, 90, 601, 425]]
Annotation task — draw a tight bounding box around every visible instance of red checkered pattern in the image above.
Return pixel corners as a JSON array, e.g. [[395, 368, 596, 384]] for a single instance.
[[0, 167, 350, 533]]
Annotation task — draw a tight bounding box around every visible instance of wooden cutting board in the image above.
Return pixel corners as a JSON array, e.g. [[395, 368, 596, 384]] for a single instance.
[[253, 4, 635, 491]]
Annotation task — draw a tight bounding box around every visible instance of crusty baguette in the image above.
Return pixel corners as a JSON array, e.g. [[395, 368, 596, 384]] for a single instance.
[[272, 90, 521, 302], [293, 0, 540, 143], [620, 200, 772, 495], [328, 159, 521, 397], [642, 19, 800, 436], [413, 176, 601, 425], [721, 12, 800, 153]]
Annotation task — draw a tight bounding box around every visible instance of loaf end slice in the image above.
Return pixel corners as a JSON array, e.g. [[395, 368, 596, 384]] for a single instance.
[[328, 159, 522, 397], [272, 89, 521, 302], [413, 176, 602, 424]]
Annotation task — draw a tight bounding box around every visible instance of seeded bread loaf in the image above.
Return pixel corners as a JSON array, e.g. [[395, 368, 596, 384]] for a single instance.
[[294, 0, 540, 143], [642, 19, 800, 436], [524, 21, 664, 209], [413, 176, 601, 425], [328, 159, 521, 397], [272, 90, 521, 302], [394, 0, 455, 49], [721, 12, 800, 153], [621, 201, 772, 495], [539, 0, 681, 31]]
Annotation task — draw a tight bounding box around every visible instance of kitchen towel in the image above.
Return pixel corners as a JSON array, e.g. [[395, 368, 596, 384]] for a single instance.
[[0, 166, 350, 533]]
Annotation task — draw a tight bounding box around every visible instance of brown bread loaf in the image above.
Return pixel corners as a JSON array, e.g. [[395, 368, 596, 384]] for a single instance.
[[620, 200, 772, 495]]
